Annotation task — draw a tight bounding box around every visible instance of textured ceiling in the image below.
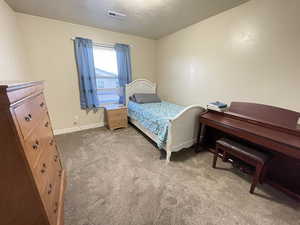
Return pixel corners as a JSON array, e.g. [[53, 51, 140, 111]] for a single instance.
[[6, 0, 249, 39]]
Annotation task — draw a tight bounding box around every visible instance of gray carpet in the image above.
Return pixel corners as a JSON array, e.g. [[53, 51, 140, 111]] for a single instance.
[[55, 126, 300, 225]]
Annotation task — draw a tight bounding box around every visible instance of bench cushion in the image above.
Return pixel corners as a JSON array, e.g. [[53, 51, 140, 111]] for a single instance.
[[216, 138, 269, 164]]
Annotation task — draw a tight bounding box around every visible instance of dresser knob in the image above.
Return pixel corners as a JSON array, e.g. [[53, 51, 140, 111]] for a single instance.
[[53, 202, 58, 213], [40, 102, 45, 108], [32, 140, 40, 150], [24, 114, 32, 121], [48, 184, 52, 194], [44, 121, 49, 127], [54, 155, 58, 162], [49, 139, 54, 146]]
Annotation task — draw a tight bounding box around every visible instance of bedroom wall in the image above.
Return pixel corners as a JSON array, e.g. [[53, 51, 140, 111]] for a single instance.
[[17, 13, 156, 132], [156, 0, 300, 112], [0, 0, 29, 81]]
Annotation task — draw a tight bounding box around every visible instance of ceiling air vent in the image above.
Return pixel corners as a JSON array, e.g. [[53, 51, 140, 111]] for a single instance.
[[107, 10, 127, 20]]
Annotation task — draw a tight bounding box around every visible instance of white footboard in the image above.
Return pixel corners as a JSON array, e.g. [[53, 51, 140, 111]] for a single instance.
[[165, 105, 205, 162]]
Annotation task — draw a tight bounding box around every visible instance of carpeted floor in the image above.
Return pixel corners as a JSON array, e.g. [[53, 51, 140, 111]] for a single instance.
[[55, 125, 300, 225]]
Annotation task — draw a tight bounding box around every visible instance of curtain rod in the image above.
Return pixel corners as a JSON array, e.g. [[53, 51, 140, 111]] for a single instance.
[[70, 37, 132, 48]]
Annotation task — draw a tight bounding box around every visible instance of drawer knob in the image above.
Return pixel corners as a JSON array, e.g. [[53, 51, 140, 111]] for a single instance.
[[49, 139, 54, 146], [40, 102, 45, 108], [41, 163, 47, 173], [48, 184, 52, 194], [44, 121, 49, 127], [24, 114, 32, 122], [53, 202, 58, 213], [32, 140, 39, 150], [58, 170, 62, 177], [54, 155, 58, 162]]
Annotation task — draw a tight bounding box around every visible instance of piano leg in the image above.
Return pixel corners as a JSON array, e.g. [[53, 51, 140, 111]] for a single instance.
[[212, 148, 218, 168], [195, 124, 206, 153], [250, 164, 264, 194]]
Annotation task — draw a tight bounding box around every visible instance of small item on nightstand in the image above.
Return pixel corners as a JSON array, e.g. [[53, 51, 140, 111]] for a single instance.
[[104, 104, 128, 130]]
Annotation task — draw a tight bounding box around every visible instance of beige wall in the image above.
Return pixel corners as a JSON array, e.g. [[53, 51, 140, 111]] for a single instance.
[[17, 13, 156, 131], [156, 0, 300, 112], [4, 0, 300, 132], [0, 0, 29, 81]]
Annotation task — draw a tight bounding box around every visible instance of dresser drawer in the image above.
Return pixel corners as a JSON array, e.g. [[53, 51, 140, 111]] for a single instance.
[[24, 130, 43, 169], [43, 147, 62, 225], [33, 150, 52, 194], [34, 146, 62, 194], [23, 115, 54, 168], [14, 94, 48, 139], [43, 177, 60, 225]]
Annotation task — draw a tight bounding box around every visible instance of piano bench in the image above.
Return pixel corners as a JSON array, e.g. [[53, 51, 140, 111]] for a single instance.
[[213, 138, 270, 194]]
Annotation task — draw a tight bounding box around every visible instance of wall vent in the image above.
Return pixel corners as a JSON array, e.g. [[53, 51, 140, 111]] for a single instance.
[[107, 10, 127, 20]]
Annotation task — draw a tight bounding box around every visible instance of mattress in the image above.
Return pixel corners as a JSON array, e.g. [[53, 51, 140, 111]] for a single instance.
[[128, 100, 185, 149]]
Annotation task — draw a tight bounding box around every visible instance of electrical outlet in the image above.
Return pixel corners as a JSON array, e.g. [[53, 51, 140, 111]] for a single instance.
[[73, 116, 79, 125]]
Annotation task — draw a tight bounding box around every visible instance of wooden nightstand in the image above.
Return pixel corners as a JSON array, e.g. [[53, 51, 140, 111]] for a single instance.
[[104, 104, 128, 130]]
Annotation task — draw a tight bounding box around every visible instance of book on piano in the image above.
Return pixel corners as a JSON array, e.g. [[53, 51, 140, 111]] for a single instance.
[[207, 101, 228, 112]]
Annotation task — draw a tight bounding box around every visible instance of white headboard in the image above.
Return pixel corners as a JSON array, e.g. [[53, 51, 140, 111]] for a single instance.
[[125, 79, 157, 105]]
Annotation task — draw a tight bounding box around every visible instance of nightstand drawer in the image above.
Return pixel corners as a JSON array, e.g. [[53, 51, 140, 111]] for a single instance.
[[107, 113, 127, 123], [108, 118, 128, 130], [108, 108, 127, 117]]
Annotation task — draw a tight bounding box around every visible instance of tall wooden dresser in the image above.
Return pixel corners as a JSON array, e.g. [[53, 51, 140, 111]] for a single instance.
[[0, 81, 66, 225]]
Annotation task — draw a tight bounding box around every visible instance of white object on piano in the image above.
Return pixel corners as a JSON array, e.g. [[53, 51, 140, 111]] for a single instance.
[[207, 101, 228, 112], [207, 105, 227, 112]]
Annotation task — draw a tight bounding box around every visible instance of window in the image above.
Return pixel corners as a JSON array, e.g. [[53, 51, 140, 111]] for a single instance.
[[93, 45, 119, 105]]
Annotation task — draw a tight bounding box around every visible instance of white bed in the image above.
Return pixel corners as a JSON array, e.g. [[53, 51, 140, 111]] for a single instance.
[[126, 79, 205, 163]]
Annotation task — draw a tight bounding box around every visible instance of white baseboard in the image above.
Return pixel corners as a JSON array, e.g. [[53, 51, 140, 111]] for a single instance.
[[54, 122, 105, 135]]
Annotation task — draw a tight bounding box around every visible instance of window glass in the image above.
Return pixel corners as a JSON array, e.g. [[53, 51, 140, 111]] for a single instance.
[[93, 46, 119, 105]]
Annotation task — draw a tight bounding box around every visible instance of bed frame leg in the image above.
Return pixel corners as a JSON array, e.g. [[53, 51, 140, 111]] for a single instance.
[[166, 151, 172, 163]]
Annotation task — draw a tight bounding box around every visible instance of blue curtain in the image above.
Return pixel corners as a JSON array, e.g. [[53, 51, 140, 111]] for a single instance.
[[74, 37, 99, 109], [115, 43, 132, 105]]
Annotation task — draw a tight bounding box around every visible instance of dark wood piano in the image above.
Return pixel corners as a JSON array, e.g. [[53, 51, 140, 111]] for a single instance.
[[196, 102, 300, 200]]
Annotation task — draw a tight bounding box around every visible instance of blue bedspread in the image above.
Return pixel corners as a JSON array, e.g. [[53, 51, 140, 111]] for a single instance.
[[128, 101, 185, 149]]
